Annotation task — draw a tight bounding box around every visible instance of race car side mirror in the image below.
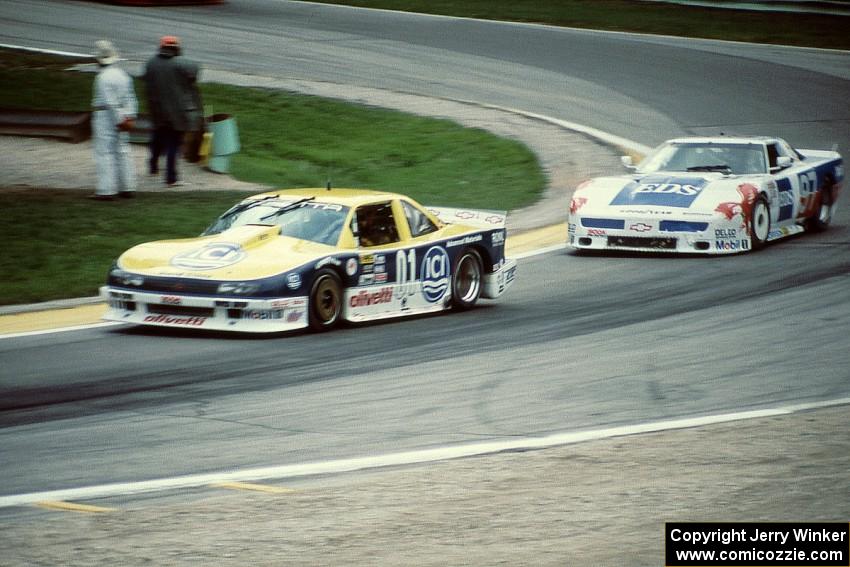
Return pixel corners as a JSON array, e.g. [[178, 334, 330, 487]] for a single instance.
[[771, 156, 793, 172], [621, 155, 637, 170]]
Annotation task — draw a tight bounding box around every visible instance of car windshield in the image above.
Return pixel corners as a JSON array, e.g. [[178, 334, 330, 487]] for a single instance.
[[203, 198, 350, 246], [637, 142, 768, 175]]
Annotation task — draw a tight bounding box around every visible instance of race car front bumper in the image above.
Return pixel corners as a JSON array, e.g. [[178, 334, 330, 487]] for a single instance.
[[568, 216, 752, 255], [100, 287, 309, 333]]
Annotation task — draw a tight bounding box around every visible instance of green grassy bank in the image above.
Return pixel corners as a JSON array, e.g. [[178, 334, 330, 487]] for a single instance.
[[308, 0, 850, 50], [0, 49, 545, 305]]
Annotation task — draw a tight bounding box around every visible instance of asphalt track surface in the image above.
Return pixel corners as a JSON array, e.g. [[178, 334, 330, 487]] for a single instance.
[[1, 0, 850, 504]]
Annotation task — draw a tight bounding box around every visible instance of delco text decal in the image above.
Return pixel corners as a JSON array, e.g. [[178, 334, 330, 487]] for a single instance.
[[610, 176, 708, 208], [171, 243, 246, 270]]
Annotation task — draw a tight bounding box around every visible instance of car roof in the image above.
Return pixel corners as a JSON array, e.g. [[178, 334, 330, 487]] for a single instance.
[[245, 188, 406, 207], [664, 136, 778, 146]]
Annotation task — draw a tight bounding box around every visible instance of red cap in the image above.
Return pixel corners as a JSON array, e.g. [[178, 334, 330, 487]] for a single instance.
[[159, 35, 180, 48]]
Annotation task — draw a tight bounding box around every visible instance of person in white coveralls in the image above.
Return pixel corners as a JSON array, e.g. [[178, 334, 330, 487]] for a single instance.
[[90, 39, 138, 201]]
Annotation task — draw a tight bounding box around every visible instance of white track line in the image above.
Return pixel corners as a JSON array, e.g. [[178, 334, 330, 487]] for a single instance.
[[0, 43, 90, 58], [1, 398, 848, 508]]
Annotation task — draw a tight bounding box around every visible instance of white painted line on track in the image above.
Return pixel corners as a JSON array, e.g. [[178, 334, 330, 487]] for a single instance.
[[0, 322, 122, 340], [1, 397, 848, 509], [0, 43, 90, 59]]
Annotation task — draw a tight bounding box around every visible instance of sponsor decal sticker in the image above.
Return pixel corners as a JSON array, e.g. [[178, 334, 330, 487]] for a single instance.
[[242, 309, 285, 320], [160, 295, 181, 305], [569, 197, 588, 214], [447, 234, 483, 248], [143, 314, 206, 326], [171, 243, 246, 270], [315, 256, 342, 270], [587, 229, 607, 237], [287, 310, 304, 323], [715, 183, 760, 232], [349, 287, 393, 308], [491, 231, 506, 246], [715, 239, 750, 251], [715, 228, 738, 238], [345, 258, 358, 276], [286, 273, 302, 290], [610, 176, 707, 208], [629, 223, 652, 232], [420, 246, 450, 303]]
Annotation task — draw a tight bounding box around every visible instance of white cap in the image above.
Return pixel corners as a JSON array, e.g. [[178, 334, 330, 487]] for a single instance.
[[94, 40, 120, 65]]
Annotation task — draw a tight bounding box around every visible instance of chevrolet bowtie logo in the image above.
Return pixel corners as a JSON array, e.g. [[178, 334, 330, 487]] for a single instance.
[[629, 223, 652, 232]]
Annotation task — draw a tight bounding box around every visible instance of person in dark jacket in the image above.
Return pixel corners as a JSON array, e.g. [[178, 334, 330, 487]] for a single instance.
[[142, 35, 202, 186]]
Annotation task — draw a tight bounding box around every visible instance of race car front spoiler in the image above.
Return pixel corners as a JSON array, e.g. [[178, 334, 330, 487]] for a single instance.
[[100, 287, 309, 333]]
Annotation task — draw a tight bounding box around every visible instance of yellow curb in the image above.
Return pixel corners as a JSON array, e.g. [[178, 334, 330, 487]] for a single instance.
[[506, 223, 566, 256], [0, 304, 107, 335], [36, 501, 116, 514], [0, 226, 566, 336], [212, 482, 296, 494]]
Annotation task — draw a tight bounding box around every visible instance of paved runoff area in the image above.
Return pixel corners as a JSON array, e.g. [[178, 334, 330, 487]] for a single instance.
[[0, 406, 847, 566], [1, 74, 848, 566]]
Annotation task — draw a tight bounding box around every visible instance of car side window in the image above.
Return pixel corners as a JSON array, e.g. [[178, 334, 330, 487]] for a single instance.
[[767, 144, 780, 169], [401, 200, 438, 238], [354, 203, 400, 247]]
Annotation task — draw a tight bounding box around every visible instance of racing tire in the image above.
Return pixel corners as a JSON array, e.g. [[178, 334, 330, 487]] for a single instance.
[[807, 177, 834, 233], [451, 249, 482, 310], [308, 269, 343, 331], [750, 196, 770, 251]]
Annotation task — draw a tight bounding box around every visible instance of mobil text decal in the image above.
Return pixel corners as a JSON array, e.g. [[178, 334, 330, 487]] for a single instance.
[[610, 176, 708, 208]]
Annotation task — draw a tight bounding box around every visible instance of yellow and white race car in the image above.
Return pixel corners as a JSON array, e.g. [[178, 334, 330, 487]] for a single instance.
[[101, 188, 517, 333]]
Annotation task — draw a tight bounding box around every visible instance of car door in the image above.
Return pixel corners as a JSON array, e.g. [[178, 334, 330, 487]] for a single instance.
[[350, 200, 451, 317], [767, 141, 810, 227]]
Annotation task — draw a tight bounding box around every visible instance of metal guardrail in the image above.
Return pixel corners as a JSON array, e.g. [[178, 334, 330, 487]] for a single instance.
[[0, 109, 91, 143], [0, 109, 152, 144]]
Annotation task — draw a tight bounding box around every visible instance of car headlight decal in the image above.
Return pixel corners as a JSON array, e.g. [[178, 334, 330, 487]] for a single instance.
[[217, 282, 262, 295], [110, 268, 144, 287]]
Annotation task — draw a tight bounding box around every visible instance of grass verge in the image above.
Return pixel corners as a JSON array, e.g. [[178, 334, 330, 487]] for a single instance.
[[0, 49, 545, 305], [0, 190, 251, 305], [307, 0, 850, 50]]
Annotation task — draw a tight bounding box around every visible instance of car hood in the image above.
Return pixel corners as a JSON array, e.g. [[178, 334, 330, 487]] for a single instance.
[[118, 224, 336, 280], [573, 172, 762, 215]]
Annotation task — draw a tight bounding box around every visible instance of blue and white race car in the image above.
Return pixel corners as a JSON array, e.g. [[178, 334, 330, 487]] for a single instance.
[[568, 136, 844, 254]]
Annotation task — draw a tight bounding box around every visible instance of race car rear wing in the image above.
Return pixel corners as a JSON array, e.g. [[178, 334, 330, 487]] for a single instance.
[[427, 206, 507, 229]]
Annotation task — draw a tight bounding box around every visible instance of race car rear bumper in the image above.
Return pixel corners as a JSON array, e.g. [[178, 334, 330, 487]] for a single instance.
[[100, 287, 308, 332], [482, 258, 517, 298]]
